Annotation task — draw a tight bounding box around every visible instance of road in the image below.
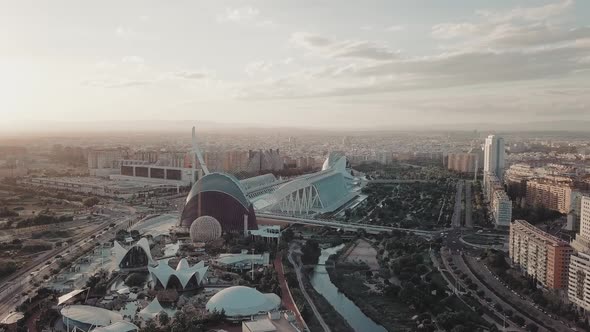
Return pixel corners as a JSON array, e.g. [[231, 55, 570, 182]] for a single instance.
[[288, 244, 331, 332], [463, 255, 572, 332], [439, 228, 573, 332], [0, 214, 134, 319], [465, 181, 473, 228], [451, 180, 464, 228]]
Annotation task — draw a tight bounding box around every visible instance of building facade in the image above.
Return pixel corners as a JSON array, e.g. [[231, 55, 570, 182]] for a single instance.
[[568, 196, 590, 311], [509, 219, 573, 289], [484, 135, 505, 180], [447, 153, 477, 173], [492, 190, 512, 227], [525, 179, 573, 214]]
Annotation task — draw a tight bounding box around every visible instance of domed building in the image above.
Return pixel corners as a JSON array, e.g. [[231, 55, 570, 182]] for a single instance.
[[206, 286, 281, 319], [190, 216, 222, 243], [180, 173, 257, 233]]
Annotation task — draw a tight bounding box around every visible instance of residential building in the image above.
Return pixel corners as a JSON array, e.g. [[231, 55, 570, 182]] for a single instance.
[[447, 153, 477, 173], [568, 196, 590, 312], [525, 179, 573, 214], [484, 174, 513, 227], [87, 148, 129, 177], [509, 219, 573, 289], [568, 251, 590, 312], [492, 190, 512, 227]]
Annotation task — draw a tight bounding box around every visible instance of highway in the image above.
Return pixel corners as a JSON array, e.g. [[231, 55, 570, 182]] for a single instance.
[[0, 213, 134, 320]]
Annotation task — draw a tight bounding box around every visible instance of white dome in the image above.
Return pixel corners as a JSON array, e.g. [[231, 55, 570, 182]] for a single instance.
[[190, 216, 222, 243], [206, 286, 281, 317]]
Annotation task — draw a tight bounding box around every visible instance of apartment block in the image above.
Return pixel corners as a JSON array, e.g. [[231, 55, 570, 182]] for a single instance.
[[509, 219, 573, 289]]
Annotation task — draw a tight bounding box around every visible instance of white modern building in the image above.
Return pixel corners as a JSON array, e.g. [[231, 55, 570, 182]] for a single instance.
[[61, 305, 124, 331], [206, 286, 281, 319], [112, 238, 156, 270], [148, 258, 208, 291], [259, 152, 358, 216]]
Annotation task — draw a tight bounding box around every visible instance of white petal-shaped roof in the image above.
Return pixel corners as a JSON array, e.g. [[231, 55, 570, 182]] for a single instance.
[[206, 286, 281, 317], [113, 238, 155, 268], [61, 305, 123, 327], [148, 259, 208, 290], [138, 298, 164, 320]]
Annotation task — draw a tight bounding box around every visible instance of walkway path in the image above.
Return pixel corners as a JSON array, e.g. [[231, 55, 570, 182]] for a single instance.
[[288, 245, 331, 332], [274, 252, 308, 331]]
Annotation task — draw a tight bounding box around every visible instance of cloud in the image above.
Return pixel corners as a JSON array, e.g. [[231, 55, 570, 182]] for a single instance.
[[432, 23, 482, 40], [237, 40, 590, 100], [245, 61, 273, 76], [385, 25, 405, 32], [431, 0, 584, 50], [290, 32, 399, 60], [173, 71, 209, 80], [476, 0, 573, 23], [217, 6, 274, 27], [115, 26, 137, 38], [82, 78, 152, 88], [121, 56, 145, 65], [221, 7, 259, 22]]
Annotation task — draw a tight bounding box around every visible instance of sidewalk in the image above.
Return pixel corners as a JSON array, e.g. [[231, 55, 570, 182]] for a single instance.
[[274, 252, 308, 331]]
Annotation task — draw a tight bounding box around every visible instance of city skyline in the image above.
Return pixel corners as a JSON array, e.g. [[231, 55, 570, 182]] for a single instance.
[[2, 0, 590, 131]]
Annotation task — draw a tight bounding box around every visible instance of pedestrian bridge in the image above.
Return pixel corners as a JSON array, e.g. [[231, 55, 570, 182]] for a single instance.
[[256, 213, 438, 238]]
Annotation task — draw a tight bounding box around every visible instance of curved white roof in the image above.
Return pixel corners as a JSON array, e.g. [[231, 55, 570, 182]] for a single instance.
[[148, 259, 208, 290], [91, 321, 138, 332], [138, 298, 164, 320], [322, 152, 347, 172], [206, 286, 281, 317], [113, 238, 155, 268], [61, 305, 123, 327], [240, 173, 278, 191]]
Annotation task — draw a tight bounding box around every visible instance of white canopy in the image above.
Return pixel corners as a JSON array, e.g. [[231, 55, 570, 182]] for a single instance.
[[113, 238, 156, 268], [206, 286, 281, 317], [138, 298, 164, 320], [1, 312, 24, 325], [148, 259, 208, 290], [58, 289, 86, 306], [61, 305, 123, 327]]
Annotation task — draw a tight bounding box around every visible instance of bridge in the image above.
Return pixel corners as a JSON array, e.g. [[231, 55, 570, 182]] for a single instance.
[[256, 213, 438, 238]]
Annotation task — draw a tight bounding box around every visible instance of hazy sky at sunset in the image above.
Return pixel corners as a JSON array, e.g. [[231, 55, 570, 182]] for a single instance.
[[1, 0, 589, 130]]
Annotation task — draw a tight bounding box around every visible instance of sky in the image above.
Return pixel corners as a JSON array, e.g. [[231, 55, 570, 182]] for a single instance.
[[1, 0, 589, 131]]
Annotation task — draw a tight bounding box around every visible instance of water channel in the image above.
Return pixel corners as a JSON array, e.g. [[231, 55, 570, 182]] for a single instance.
[[309, 244, 387, 332]]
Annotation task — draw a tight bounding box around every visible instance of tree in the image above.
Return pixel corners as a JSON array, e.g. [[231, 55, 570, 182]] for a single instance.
[[301, 240, 321, 265], [526, 323, 539, 332], [83, 197, 100, 208], [512, 315, 525, 326], [125, 273, 146, 287], [159, 311, 170, 326]]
